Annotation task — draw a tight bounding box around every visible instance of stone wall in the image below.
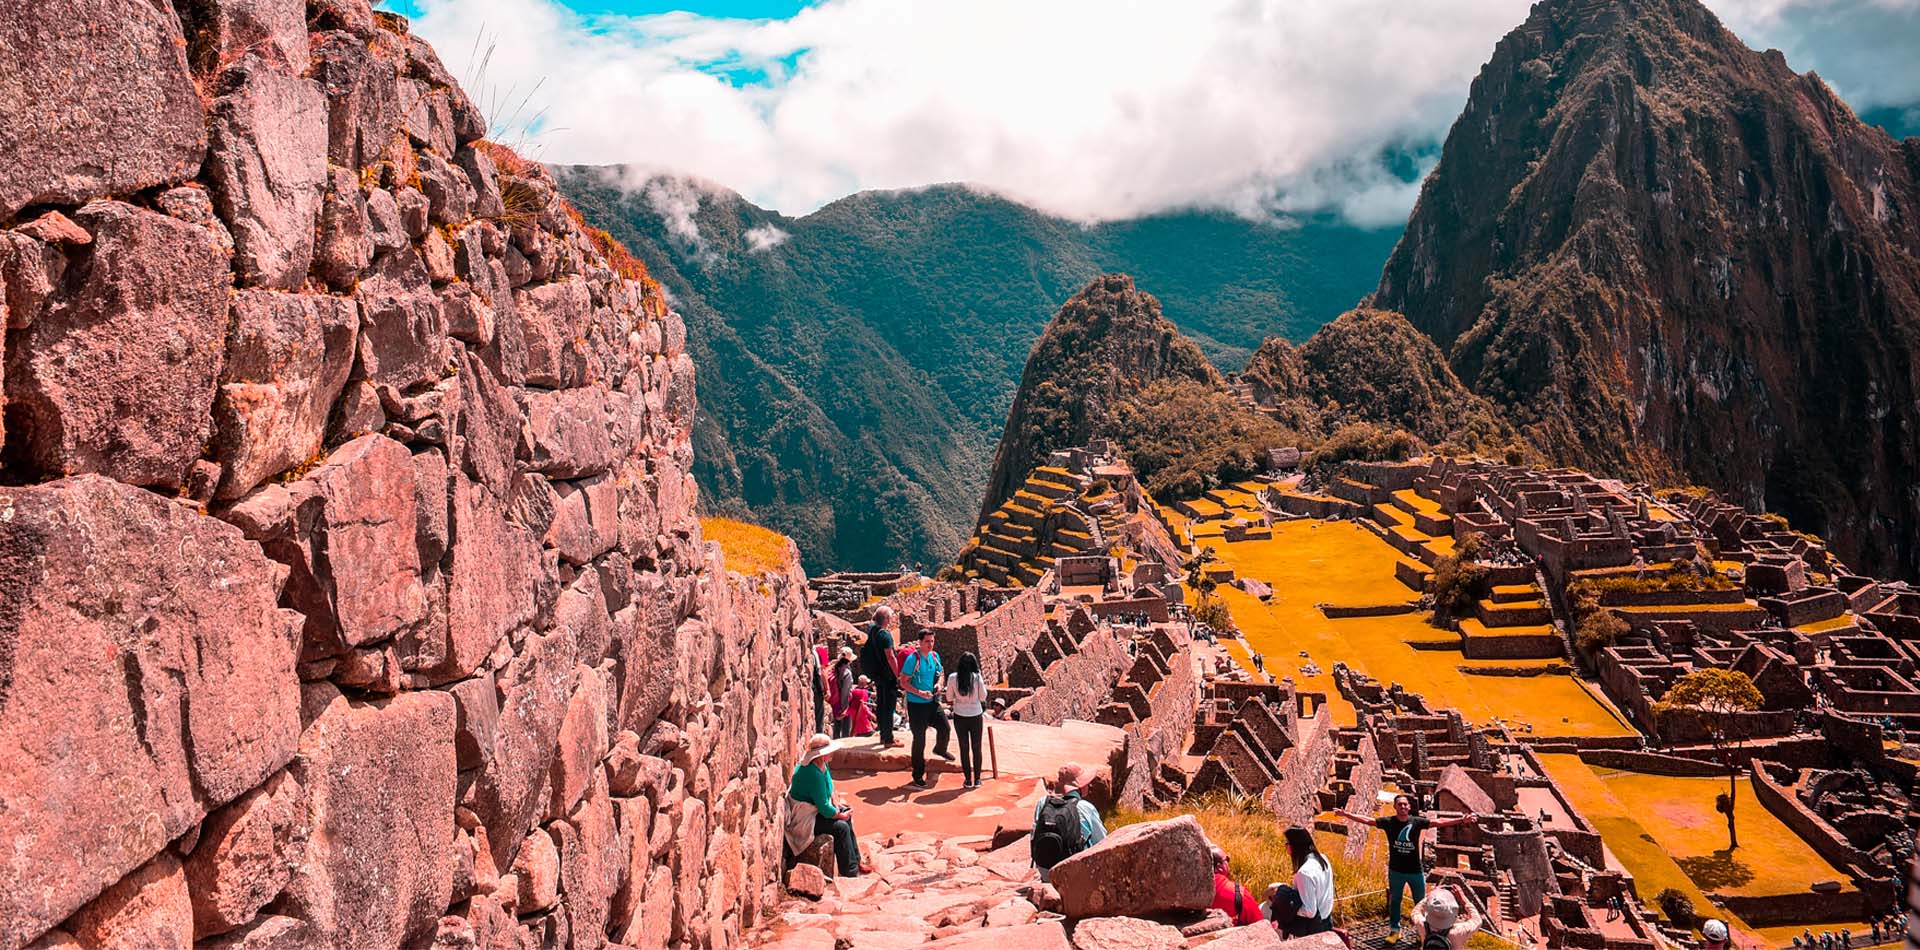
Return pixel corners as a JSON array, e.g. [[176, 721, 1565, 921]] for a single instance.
[[0, 5, 813, 949]]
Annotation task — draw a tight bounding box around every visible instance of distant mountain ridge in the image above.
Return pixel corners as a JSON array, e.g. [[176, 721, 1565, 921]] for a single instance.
[[555, 170, 1400, 571]]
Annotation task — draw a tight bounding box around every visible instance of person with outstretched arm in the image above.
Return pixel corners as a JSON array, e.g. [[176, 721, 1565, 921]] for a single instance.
[[1335, 794, 1475, 942]]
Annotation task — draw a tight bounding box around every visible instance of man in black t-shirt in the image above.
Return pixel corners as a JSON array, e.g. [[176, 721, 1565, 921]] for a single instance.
[[1336, 794, 1475, 941], [858, 606, 904, 747]]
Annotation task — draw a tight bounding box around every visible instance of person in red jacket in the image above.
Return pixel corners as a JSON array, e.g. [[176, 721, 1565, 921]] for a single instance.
[[1209, 846, 1265, 926]]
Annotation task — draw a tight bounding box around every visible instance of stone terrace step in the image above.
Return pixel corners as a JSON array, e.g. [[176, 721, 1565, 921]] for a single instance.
[[1489, 584, 1538, 603], [1473, 598, 1553, 627]]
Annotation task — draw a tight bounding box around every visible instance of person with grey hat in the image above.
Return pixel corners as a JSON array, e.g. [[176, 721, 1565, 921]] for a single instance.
[[1414, 883, 1481, 950], [1701, 919, 1730, 950]]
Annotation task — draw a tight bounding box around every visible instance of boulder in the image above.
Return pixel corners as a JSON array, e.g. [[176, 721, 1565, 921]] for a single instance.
[[203, 55, 328, 288], [1195, 925, 1287, 950], [0, 0, 206, 217], [1047, 817, 1215, 920], [279, 684, 458, 949], [5, 200, 229, 489], [787, 863, 828, 901], [183, 769, 310, 938], [0, 476, 301, 949], [1071, 917, 1185, 950], [211, 289, 359, 498], [64, 852, 195, 950]]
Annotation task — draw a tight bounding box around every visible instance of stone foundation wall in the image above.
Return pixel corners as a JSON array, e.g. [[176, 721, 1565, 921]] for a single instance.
[[1114, 640, 1201, 809], [0, 5, 812, 949]]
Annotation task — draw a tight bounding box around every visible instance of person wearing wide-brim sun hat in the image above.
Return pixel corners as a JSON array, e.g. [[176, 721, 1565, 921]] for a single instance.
[[785, 733, 869, 876]]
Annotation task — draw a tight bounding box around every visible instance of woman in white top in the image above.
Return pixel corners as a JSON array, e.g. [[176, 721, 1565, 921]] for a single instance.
[[944, 651, 989, 787], [1283, 827, 1335, 936]]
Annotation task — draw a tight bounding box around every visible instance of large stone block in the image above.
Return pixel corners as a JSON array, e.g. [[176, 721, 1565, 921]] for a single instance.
[[280, 684, 457, 949], [4, 201, 229, 489], [64, 852, 195, 950], [0, 0, 206, 217], [183, 769, 309, 938], [548, 665, 612, 819], [224, 434, 428, 653], [515, 277, 591, 388], [204, 55, 329, 289], [310, 30, 401, 170], [181, 0, 311, 77], [522, 386, 624, 479], [0, 476, 301, 949], [211, 289, 359, 499], [473, 629, 579, 870], [1047, 816, 1215, 920], [440, 471, 540, 680], [354, 246, 449, 392]]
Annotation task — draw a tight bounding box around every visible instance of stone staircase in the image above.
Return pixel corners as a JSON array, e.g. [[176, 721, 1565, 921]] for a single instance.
[[959, 467, 1106, 586]]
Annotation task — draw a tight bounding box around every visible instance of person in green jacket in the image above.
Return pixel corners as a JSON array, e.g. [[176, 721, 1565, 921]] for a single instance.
[[788, 733, 866, 876]]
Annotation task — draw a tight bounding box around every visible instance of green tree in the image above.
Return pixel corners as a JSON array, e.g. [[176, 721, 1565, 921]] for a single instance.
[[1661, 669, 1763, 850]]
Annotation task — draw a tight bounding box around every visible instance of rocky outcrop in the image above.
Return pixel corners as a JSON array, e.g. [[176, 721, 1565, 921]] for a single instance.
[[0, 5, 814, 950], [1241, 309, 1522, 458], [980, 276, 1267, 513], [1047, 816, 1216, 920], [1373, 0, 1920, 578]]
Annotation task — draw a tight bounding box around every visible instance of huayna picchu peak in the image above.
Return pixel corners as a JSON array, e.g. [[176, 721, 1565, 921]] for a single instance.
[[9, 1, 1920, 950], [1374, 0, 1920, 580]]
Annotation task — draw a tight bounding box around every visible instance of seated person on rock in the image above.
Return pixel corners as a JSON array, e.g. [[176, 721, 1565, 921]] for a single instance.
[[1414, 885, 1481, 950], [1209, 846, 1265, 926], [1031, 763, 1105, 882], [786, 733, 870, 877]]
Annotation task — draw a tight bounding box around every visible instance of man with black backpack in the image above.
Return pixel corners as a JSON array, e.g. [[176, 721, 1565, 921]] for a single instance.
[[1031, 763, 1106, 881], [859, 606, 905, 747]]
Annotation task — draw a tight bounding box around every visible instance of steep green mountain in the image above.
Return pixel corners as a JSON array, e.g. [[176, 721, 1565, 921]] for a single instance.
[[1373, 0, 1920, 578], [554, 170, 1400, 571]]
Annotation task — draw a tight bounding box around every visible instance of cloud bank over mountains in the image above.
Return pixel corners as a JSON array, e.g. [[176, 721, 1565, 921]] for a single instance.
[[407, 0, 1920, 225]]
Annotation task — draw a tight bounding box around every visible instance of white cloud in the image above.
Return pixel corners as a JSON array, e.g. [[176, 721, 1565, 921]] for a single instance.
[[744, 223, 790, 252], [408, 0, 1920, 226]]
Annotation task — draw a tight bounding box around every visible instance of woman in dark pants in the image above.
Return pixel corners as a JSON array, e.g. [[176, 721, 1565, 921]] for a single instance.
[[787, 734, 869, 876], [945, 651, 988, 787]]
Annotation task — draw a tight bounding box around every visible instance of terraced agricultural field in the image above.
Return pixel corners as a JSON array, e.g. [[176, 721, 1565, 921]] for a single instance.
[[1204, 519, 1633, 737]]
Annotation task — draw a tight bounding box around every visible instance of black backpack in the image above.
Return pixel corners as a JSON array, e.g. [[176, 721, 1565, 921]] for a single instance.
[[1031, 793, 1088, 869]]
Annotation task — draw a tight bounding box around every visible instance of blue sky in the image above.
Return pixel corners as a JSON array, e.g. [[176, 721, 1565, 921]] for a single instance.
[[392, 0, 1920, 224]]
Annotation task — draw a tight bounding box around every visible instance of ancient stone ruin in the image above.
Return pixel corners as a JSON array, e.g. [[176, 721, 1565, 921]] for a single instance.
[[2, 4, 815, 948]]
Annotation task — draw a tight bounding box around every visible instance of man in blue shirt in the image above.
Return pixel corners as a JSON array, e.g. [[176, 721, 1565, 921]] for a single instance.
[[902, 629, 952, 788]]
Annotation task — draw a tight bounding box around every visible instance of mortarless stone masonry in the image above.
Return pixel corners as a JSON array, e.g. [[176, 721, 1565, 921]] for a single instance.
[[0, 4, 814, 948]]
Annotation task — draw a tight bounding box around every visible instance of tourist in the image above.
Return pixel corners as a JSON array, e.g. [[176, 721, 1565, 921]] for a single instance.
[[1701, 919, 1729, 950], [1414, 884, 1481, 950], [947, 651, 988, 787], [828, 646, 858, 738], [1209, 846, 1265, 926], [812, 642, 829, 735], [1873, 919, 1885, 945], [1282, 827, 1335, 937], [1335, 794, 1476, 941], [785, 733, 869, 877], [1031, 763, 1105, 882], [849, 676, 876, 736], [902, 629, 952, 788], [858, 606, 904, 747]]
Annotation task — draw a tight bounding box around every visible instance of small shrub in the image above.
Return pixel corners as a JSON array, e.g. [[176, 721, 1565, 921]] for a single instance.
[[1192, 596, 1233, 633], [1654, 888, 1696, 927], [1575, 610, 1629, 655], [1431, 553, 1492, 616]]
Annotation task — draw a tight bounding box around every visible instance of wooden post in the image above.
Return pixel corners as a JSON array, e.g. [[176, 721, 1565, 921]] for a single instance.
[[989, 724, 1000, 780]]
